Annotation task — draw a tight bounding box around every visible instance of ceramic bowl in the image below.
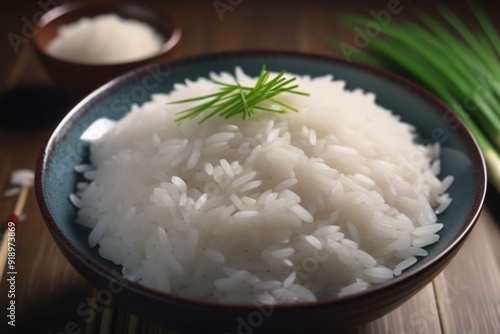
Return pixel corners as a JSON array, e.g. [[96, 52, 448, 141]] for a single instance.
[[32, 0, 181, 97], [35, 51, 486, 333]]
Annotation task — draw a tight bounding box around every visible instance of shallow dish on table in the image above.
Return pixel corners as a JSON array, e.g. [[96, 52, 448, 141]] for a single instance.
[[35, 51, 486, 333]]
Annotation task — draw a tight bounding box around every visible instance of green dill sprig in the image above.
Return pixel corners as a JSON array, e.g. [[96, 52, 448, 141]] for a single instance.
[[171, 65, 309, 124]]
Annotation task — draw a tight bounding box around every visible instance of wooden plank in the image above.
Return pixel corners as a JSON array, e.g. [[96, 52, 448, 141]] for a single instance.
[[295, 2, 351, 57], [434, 207, 500, 334], [205, 1, 244, 52], [0, 48, 89, 334], [240, 1, 299, 50], [356, 283, 442, 334], [86, 284, 443, 334], [0, 0, 43, 84], [164, 3, 210, 58]]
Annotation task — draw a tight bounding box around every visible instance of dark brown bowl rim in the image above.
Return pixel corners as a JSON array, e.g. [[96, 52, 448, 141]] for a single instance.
[[33, 0, 181, 67], [35, 50, 487, 312]]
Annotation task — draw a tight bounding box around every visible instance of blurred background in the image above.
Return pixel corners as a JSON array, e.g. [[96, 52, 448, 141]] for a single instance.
[[2, 0, 499, 85], [0, 0, 499, 333]]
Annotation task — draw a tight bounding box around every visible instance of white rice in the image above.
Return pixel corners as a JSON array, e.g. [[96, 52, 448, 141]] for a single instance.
[[72, 67, 452, 304], [47, 14, 164, 65]]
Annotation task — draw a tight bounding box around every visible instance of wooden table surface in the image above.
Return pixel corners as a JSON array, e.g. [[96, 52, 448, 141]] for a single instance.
[[1, 0, 499, 333]]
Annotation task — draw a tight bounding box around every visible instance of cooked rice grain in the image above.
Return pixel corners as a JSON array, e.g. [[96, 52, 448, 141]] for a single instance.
[[72, 68, 452, 304]]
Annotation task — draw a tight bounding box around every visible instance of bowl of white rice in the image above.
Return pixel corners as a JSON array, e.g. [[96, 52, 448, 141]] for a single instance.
[[33, 0, 181, 96], [35, 51, 486, 333]]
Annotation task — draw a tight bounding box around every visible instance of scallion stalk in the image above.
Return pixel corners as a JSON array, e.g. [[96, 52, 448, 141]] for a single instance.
[[331, 4, 500, 192]]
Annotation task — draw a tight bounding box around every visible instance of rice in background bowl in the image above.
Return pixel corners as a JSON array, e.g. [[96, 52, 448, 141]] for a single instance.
[[32, 0, 181, 96], [36, 52, 486, 333], [47, 13, 165, 65]]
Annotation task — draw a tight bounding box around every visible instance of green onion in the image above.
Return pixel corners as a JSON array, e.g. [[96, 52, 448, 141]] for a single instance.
[[330, 5, 500, 192], [171, 64, 309, 124]]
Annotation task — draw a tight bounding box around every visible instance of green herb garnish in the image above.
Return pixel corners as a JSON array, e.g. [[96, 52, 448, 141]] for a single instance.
[[329, 4, 500, 192], [172, 65, 309, 124]]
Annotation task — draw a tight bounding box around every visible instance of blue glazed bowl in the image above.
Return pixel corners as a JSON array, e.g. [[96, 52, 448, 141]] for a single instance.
[[35, 51, 486, 333]]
